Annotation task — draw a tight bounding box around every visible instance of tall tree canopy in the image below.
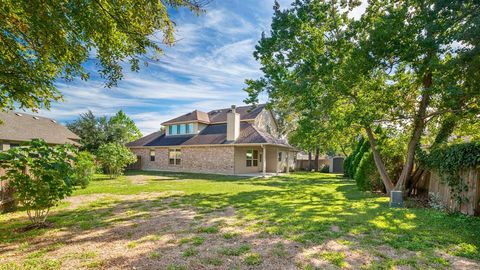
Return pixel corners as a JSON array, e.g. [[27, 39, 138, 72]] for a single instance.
[[67, 110, 142, 152], [246, 0, 480, 194], [0, 0, 205, 111]]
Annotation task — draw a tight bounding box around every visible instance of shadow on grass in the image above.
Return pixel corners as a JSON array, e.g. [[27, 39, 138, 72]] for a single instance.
[[1, 172, 479, 268], [125, 170, 251, 182]]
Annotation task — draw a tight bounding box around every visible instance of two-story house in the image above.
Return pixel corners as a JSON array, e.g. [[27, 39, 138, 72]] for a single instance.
[[126, 104, 297, 175]]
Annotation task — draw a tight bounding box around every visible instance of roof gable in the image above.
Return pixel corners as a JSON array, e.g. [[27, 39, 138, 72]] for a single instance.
[[162, 110, 210, 125], [207, 104, 265, 123], [161, 104, 266, 125]]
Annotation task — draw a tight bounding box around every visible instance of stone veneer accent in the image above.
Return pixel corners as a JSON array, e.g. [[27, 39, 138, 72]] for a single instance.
[[130, 146, 235, 175], [254, 109, 278, 137]]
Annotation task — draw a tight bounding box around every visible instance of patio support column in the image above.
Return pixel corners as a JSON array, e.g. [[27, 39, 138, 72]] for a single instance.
[[262, 145, 266, 177]]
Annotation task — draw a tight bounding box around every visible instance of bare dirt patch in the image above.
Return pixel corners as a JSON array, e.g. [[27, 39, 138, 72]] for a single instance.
[[1, 193, 479, 270], [64, 191, 184, 210]]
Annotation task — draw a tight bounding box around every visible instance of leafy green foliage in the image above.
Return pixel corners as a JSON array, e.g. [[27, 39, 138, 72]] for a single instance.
[[344, 137, 365, 177], [246, 0, 480, 192], [0, 0, 204, 111], [96, 142, 136, 178], [72, 151, 96, 188], [419, 141, 480, 204], [350, 139, 370, 178], [354, 152, 382, 192], [348, 132, 404, 192], [107, 110, 142, 144], [0, 139, 86, 224], [67, 110, 142, 153]]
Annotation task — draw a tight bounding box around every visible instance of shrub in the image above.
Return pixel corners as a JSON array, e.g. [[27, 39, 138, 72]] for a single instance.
[[343, 155, 352, 176], [96, 143, 136, 178], [72, 151, 96, 188], [344, 137, 364, 177], [0, 139, 82, 224], [428, 192, 446, 211], [320, 165, 330, 173], [350, 139, 370, 177], [354, 152, 383, 191], [345, 137, 370, 177]]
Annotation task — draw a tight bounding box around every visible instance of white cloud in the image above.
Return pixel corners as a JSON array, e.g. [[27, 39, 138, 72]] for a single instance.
[[348, 0, 368, 20], [39, 1, 272, 134]]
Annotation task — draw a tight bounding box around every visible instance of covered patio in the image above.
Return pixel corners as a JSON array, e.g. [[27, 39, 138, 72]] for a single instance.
[[233, 144, 297, 175]]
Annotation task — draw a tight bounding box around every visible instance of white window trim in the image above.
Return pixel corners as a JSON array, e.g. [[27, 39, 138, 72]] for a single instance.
[[246, 149, 259, 167], [169, 148, 181, 165]]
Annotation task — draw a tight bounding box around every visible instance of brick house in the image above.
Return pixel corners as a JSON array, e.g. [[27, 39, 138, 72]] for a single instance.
[[0, 111, 80, 211], [127, 104, 297, 175]]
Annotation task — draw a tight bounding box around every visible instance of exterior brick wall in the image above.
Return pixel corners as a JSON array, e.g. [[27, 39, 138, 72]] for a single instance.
[[130, 146, 235, 175]]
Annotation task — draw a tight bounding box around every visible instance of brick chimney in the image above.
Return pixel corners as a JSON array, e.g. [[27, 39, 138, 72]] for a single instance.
[[227, 105, 240, 141]]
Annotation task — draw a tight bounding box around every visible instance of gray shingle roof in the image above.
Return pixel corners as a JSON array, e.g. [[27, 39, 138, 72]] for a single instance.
[[161, 104, 266, 125], [207, 104, 266, 123], [162, 110, 210, 125], [126, 122, 292, 148], [0, 111, 80, 145]]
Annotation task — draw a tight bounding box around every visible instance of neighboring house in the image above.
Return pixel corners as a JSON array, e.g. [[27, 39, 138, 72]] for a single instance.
[[127, 104, 297, 175], [0, 111, 80, 150]]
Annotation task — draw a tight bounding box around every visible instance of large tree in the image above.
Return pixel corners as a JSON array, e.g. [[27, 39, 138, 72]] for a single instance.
[[0, 0, 205, 111], [67, 110, 142, 152], [246, 0, 480, 194]]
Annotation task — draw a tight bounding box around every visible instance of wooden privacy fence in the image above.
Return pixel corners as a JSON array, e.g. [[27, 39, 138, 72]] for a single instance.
[[296, 159, 328, 171], [419, 168, 480, 216]]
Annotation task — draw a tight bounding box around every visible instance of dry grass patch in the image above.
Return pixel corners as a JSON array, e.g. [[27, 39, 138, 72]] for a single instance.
[[1, 171, 479, 270]]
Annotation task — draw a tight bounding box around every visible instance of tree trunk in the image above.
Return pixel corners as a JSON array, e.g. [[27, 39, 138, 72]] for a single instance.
[[406, 166, 424, 196], [365, 127, 395, 194], [0, 179, 17, 213], [314, 147, 320, 172], [308, 151, 312, 171], [405, 114, 456, 195], [395, 72, 432, 191]]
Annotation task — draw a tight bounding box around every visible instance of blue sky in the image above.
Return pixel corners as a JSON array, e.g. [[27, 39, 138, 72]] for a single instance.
[[34, 0, 366, 135]]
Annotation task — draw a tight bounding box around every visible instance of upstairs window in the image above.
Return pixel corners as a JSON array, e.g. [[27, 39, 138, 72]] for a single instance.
[[186, 123, 194, 134], [169, 149, 181, 165], [246, 149, 258, 167], [169, 125, 178, 135], [179, 124, 186, 134], [150, 150, 155, 161], [169, 123, 194, 135]]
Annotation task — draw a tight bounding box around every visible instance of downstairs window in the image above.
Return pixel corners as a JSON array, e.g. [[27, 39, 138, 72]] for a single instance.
[[169, 149, 181, 165], [246, 149, 258, 167]]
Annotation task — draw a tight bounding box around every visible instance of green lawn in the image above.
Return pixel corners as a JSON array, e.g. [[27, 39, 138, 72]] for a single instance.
[[0, 171, 479, 269]]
